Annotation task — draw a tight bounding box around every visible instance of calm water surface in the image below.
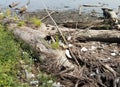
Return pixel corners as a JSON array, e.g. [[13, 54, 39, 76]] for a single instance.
[[0, 0, 120, 12]]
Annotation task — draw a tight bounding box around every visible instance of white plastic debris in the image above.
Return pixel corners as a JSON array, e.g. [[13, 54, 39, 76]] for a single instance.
[[81, 47, 88, 52], [111, 53, 116, 56], [65, 49, 72, 58]]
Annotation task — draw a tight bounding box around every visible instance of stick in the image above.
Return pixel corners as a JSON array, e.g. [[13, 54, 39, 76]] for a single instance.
[[75, 80, 79, 87], [99, 60, 117, 77], [41, 11, 56, 21], [40, 0, 80, 66]]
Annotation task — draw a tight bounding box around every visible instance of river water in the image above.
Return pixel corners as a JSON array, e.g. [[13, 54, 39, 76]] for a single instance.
[[0, 0, 120, 12]]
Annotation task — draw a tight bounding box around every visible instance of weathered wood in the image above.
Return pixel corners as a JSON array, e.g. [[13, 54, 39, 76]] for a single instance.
[[73, 30, 120, 43], [9, 24, 75, 69], [40, 11, 56, 21]]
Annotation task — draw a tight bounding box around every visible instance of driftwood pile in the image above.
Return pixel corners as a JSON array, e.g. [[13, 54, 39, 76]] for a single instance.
[[6, 21, 120, 87]]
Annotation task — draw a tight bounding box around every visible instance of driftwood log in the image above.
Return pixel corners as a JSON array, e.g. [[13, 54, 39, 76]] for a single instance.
[[8, 24, 76, 69], [72, 29, 120, 43], [8, 23, 120, 87]]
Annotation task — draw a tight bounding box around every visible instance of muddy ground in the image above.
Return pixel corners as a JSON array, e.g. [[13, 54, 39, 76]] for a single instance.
[[27, 10, 99, 25]]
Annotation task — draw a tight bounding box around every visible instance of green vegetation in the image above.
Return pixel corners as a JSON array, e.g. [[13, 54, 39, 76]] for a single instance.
[[17, 20, 26, 27], [0, 24, 55, 87], [32, 16, 42, 28], [38, 72, 56, 87], [51, 35, 59, 49], [0, 25, 22, 87]]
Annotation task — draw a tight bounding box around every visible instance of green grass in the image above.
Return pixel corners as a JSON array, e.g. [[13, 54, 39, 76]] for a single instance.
[[32, 16, 42, 28], [0, 24, 55, 87], [17, 20, 26, 27], [51, 34, 60, 49], [0, 25, 29, 87]]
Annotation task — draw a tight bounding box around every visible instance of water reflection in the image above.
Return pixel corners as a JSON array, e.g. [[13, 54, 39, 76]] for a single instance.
[[0, 0, 120, 12]]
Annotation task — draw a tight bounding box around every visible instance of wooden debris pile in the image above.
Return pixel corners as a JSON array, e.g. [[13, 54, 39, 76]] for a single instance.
[[3, 17, 120, 87]]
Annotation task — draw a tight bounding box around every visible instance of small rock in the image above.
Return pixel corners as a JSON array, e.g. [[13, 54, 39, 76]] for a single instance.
[[115, 24, 120, 30], [52, 82, 63, 87], [25, 69, 35, 79], [81, 47, 88, 52], [30, 80, 39, 85], [67, 36, 72, 41], [114, 49, 118, 53], [89, 46, 97, 51], [103, 57, 111, 62], [90, 73, 96, 77], [68, 44, 73, 47], [107, 57, 111, 60]]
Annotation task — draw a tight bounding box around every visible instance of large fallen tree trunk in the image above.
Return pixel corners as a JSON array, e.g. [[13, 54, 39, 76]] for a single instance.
[[9, 25, 75, 68]]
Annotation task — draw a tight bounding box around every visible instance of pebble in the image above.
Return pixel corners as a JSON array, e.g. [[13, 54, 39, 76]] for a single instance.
[[81, 47, 88, 52], [25, 69, 35, 79], [52, 82, 63, 87], [89, 46, 97, 51], [67, 36, 72, 41], [30, 80, 39, 85]]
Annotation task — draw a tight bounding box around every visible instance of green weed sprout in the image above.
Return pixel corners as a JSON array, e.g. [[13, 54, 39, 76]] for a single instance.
[[51, 35, 59, 49], [13, 13, 19, 21], [17, 20, 25, 27], [32, 16, 42, 28]]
